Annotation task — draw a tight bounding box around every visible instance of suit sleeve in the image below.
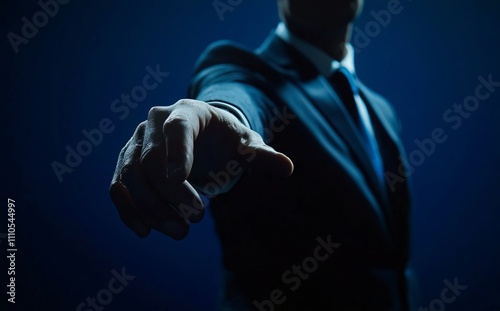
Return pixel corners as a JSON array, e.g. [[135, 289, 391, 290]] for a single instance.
[[188, 62, 277, 138], [194, 83, 274, 136]]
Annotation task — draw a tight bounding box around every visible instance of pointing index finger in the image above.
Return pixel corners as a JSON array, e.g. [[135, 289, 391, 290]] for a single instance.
[[163, 100, 213, 184]]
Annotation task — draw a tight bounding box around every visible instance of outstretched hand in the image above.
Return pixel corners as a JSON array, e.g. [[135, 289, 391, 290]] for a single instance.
[[109, 99, 293, 240]]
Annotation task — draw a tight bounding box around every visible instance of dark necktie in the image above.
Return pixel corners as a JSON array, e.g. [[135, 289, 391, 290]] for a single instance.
[[329, 67, 386, 193]]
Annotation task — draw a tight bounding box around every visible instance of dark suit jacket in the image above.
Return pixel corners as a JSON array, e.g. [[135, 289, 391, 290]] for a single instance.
[[188, 31, 415, 311]]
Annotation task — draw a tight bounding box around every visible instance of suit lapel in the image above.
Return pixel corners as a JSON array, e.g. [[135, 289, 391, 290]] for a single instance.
[[300, 76, 389, 201], [359, 83, 403, 153], [359, 85, 413, 247], [257, 33, 396, 232], [258, 33, 392, 208], [359, 84, 406, 195]]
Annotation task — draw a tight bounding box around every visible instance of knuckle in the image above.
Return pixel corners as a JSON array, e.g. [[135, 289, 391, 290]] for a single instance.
[[147, 106, 167, 121], [174, 99, 194, 107], [136, 120, 147, 132], [174, 99, 207, 112], [163, 115, 189, 133], [118, 145, 128, 158], [109, 181, 119, 195]]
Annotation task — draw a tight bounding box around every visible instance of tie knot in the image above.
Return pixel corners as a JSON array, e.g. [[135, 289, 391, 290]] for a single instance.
[[330, 66, 359, 95]]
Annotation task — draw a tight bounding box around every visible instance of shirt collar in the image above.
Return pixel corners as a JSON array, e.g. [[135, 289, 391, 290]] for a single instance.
[[275, 22, 356, 77]]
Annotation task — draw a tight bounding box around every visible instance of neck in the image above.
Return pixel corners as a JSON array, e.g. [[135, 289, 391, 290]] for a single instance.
[[286, 22, 353, 61]]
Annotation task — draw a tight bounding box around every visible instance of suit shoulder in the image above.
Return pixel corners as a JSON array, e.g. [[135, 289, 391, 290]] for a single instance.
[[192, 40, 259, 74]]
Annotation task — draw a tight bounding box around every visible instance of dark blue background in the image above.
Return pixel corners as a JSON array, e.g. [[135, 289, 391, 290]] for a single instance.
[[2, 0, 499, 310]]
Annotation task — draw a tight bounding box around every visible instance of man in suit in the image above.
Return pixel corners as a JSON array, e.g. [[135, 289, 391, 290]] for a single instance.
[[110, 0, 416, 310]]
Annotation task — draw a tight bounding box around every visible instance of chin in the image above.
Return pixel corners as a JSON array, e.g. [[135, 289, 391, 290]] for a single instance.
[[303, 1, 361, 26]]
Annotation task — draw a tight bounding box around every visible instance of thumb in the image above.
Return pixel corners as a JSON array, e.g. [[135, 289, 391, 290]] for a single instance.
[[246, 143, 294, 179]]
